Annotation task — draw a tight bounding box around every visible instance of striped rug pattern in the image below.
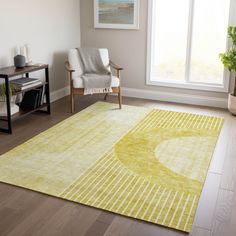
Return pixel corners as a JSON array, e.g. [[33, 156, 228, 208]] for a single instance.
[[59, 109, 224, 232]]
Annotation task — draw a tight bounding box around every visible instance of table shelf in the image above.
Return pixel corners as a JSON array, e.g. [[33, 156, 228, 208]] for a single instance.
[[0, 64, 50, 134]]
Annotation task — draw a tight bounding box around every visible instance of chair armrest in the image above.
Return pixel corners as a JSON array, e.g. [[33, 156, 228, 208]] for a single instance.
[[109, 60, 123, 71], [65, 61, 75, 73]]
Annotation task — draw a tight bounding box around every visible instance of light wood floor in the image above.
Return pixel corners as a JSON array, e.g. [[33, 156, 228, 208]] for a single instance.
[[0, 95, 236, 236]]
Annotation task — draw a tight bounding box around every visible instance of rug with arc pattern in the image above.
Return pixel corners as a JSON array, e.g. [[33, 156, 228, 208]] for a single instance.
[[0, 102, 224, 232]]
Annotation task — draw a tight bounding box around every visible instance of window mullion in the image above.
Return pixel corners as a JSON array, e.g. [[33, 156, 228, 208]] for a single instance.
[[185, 0, 195, 83]]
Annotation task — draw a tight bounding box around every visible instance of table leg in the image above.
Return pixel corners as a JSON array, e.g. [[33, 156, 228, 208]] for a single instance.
[[45, 67, 51, 114], [5, 77, 12, 134]]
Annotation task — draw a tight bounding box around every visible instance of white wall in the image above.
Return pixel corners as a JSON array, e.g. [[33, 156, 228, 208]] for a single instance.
[[80, 0, 234, 108], [0, 0, 80, 93]]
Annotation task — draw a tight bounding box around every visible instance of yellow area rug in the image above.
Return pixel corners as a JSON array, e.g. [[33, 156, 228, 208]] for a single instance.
[[0, 102, 224, 232]]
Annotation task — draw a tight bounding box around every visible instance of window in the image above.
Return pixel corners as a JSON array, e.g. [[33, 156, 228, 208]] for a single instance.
[[147, 0, 234, 92]]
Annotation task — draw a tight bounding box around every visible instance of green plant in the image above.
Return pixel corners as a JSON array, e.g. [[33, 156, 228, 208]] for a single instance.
[[0, 83, 17, 102], [220, 26, 236, 96]]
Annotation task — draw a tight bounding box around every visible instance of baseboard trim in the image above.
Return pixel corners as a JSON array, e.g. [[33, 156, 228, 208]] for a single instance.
[[122, 87, 228, 109], [50, 86, 70, 103], [50, 86, 228, 109]]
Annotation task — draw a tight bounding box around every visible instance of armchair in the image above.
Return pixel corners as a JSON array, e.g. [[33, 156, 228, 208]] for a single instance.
[[65, 48, 123, 113]]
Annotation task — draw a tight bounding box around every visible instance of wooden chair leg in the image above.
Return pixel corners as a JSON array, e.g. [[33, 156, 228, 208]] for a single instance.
[[118, 88, 122, 109], [104, 93, 109, 101], [71, 92, 75, 113]]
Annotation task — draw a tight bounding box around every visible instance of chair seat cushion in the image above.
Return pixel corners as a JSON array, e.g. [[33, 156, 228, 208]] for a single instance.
[[73, 76, 120, 88]]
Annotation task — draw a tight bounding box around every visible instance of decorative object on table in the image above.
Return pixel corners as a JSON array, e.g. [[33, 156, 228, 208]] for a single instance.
[[0, 102, 224, 233], [220, 26, 236, 115], [94, 0, 140, 29], [0, 83, 19, 116], [14, 44, 33, 67], [20, 45, 27, 59], [14, 54, 26, 68], [24, 44, 33, 66]]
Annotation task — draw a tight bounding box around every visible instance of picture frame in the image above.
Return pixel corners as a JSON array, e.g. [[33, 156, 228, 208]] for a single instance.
[[94, 0, 140, 30]]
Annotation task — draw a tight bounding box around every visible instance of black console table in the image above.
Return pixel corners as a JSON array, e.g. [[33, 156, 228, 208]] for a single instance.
[[0, 64, 50, 134]]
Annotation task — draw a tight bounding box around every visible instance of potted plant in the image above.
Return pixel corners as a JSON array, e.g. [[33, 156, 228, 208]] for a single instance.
[[0, 83, 19, 116], [220, 26, 236, 115]]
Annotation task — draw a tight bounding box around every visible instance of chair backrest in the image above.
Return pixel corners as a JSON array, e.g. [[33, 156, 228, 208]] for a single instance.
[[68, 48, 110, 79]]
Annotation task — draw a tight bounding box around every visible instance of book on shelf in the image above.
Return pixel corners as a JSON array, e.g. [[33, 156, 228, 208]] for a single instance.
[[17, 81, 43, 91], [10, 77, 43, 91], [20, 90, 39, 109], [40, 85, 45, 105], [11, 77, 40, 86], [19, 87, 45, 110], [34, 88, 43, 107]]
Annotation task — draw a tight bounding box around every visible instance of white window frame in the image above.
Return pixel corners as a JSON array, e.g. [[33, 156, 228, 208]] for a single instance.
[[146, 0, 236, 93]]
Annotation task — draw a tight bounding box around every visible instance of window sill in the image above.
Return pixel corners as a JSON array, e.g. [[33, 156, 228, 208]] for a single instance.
[[146, 79, 229, 93]]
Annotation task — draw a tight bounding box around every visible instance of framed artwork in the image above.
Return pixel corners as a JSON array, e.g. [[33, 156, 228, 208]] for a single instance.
[[94, 0, 140, 29]]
